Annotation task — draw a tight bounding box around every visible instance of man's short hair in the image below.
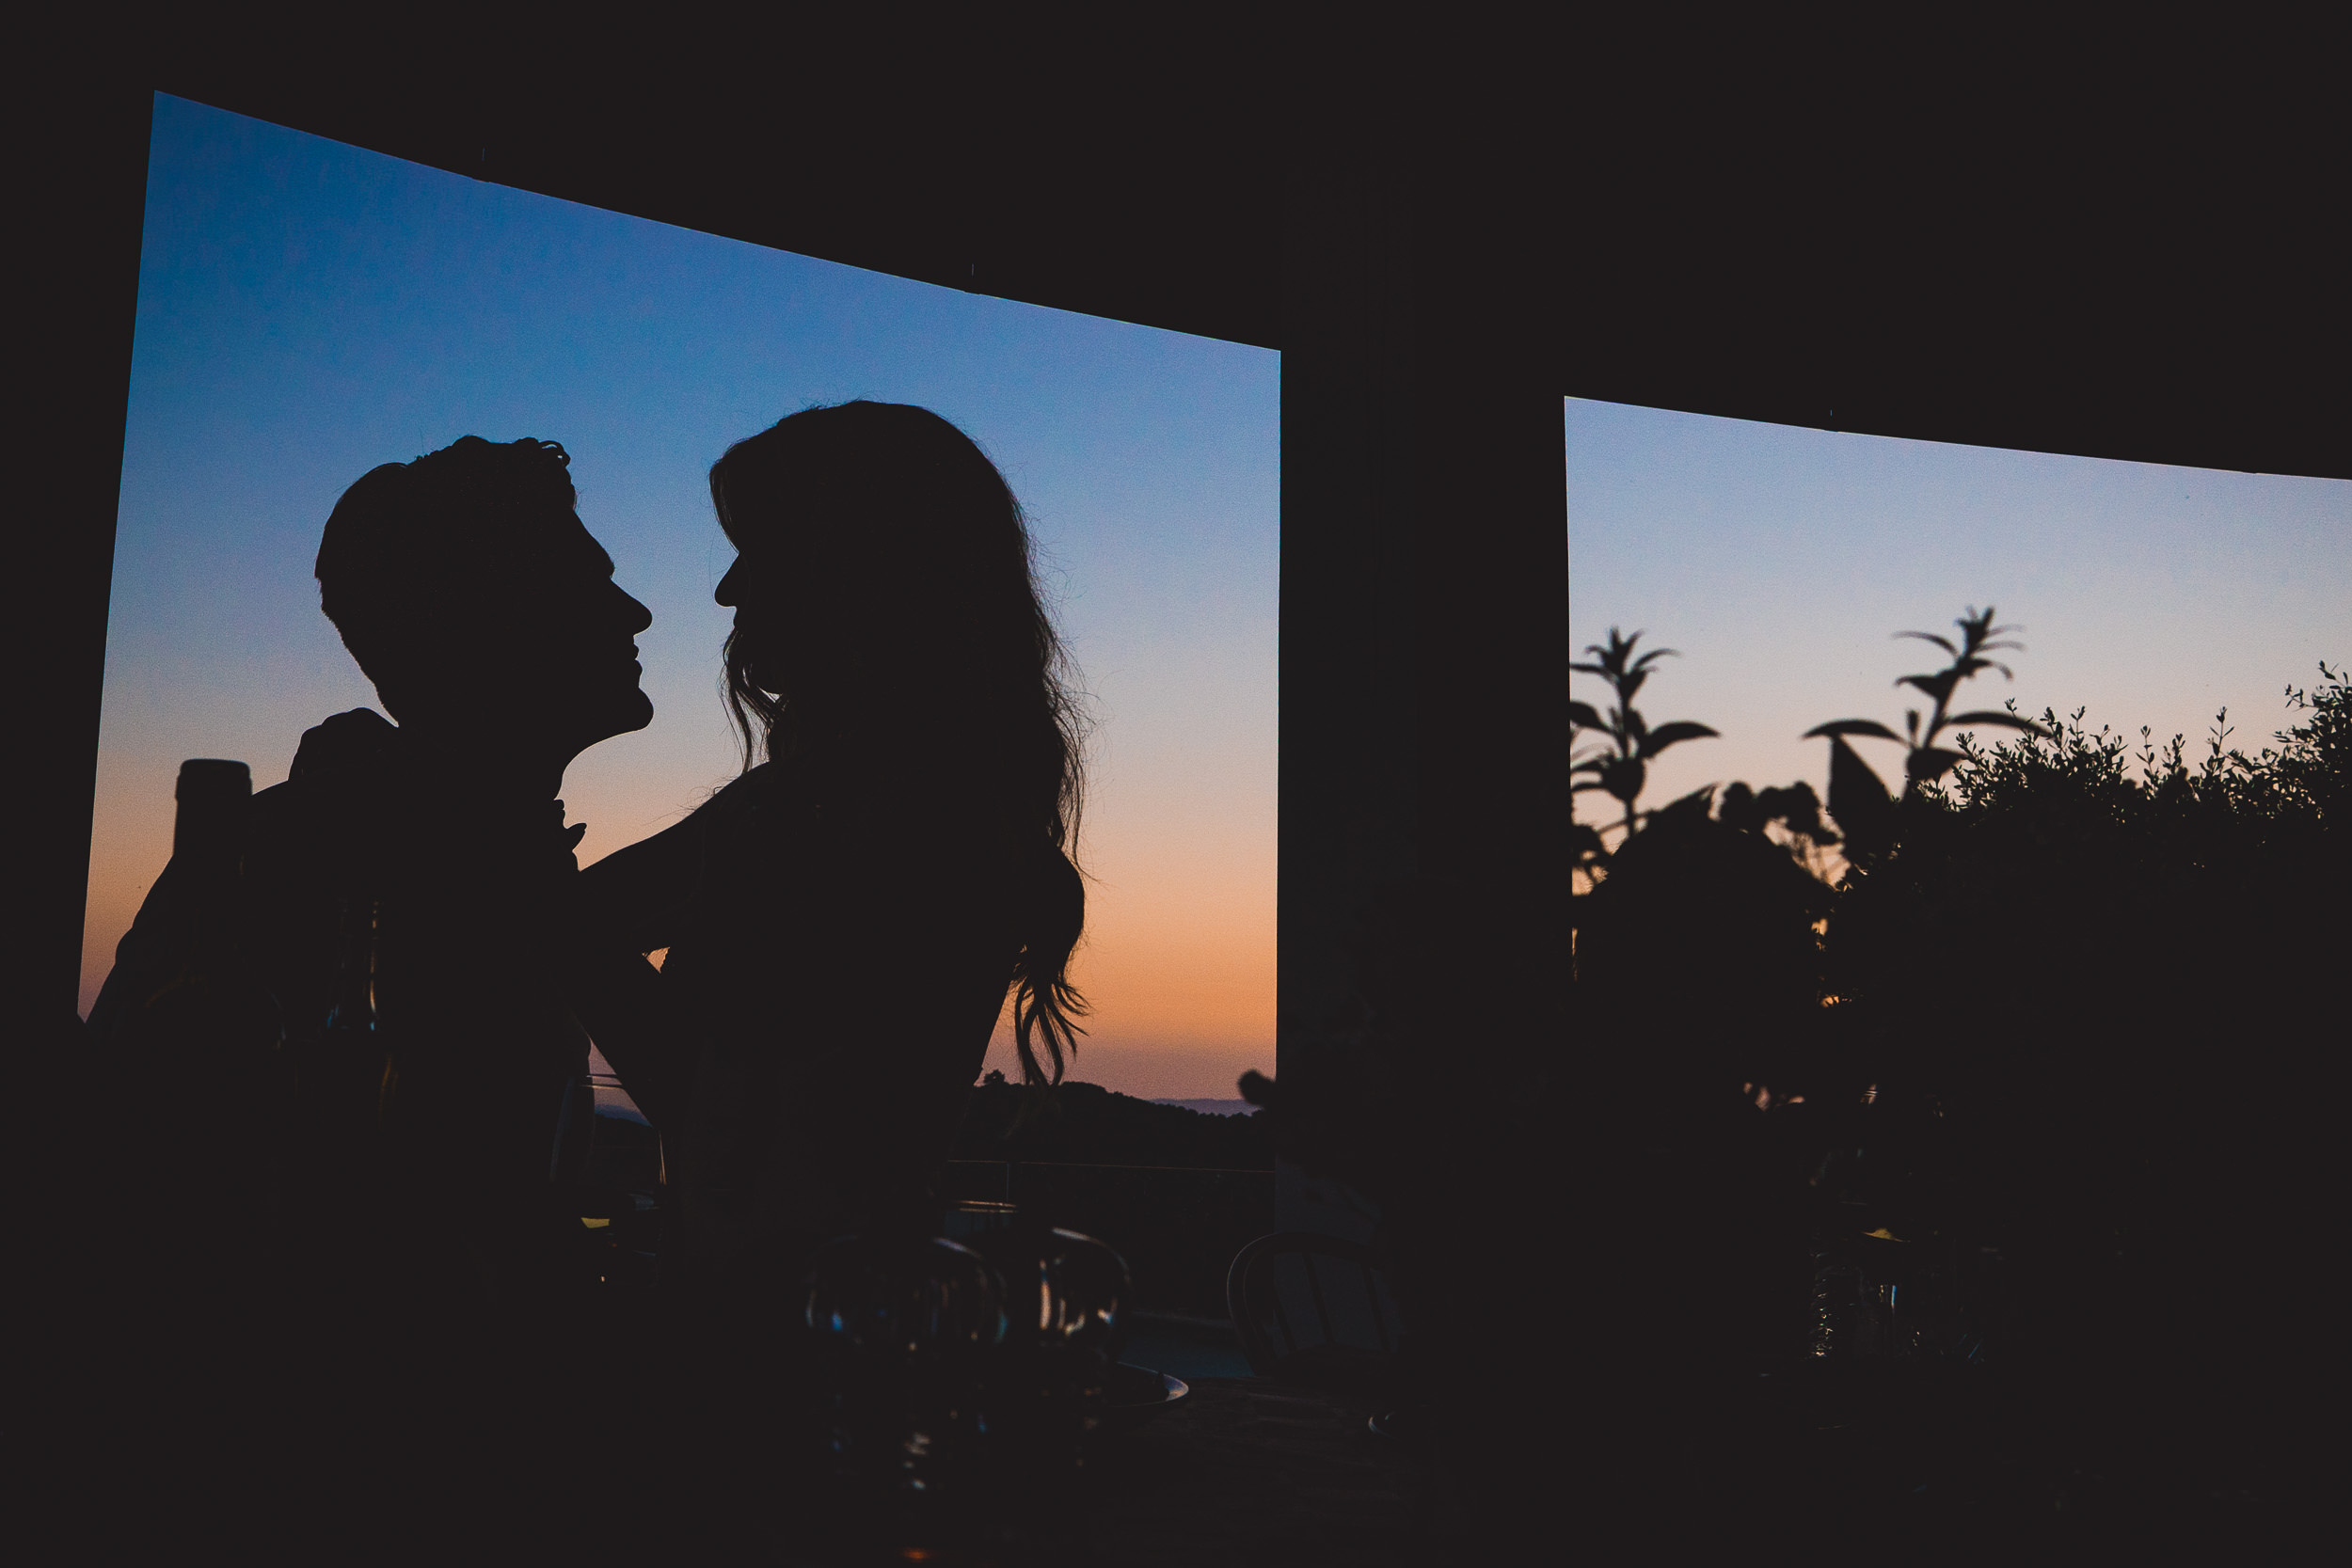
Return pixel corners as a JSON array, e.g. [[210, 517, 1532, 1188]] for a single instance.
[[316, 436, 576, 708]]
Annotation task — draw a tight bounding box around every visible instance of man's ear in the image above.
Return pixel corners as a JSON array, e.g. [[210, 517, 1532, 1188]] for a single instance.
[[359, 594, 480, 721]]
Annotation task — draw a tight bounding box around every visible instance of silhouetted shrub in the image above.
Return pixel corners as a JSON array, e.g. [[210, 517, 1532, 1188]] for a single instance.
[[1252, 610, 2338, 1505], [1821, 668, 2344, 1481]]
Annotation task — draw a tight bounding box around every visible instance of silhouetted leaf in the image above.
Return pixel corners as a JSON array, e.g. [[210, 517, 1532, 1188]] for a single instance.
[[1804, 720, 1905, 743], [1952, 606, 2025, 656], [1906, 746, 1965, 784], [1567, 823, 1606, 860], [1828, 736, 1895, 860], [1601, 757, 1646, 804], [1899, 672, 1962, 705], [1638, 721, 1720, 758], [1946, 654, 2015, 684], [1569, 701, 1604, 732], [1897, 630, 1959, 656]]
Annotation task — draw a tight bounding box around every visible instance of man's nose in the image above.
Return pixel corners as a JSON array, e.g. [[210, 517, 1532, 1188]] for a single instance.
[[612, 582, 652, 633]]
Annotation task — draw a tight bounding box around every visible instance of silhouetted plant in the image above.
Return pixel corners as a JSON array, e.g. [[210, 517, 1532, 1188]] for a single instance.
[[1714, 780, 1843, 881], [1804, 607, 2049, 863], [1570, 627, 1720, 849], [2271, 659, 2349, 816], [1561, 606, 2343, 1509]]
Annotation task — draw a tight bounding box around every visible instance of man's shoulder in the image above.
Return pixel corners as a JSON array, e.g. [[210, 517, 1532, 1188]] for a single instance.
[[250, 708, 400, 869], [290, 707, 400, 783]]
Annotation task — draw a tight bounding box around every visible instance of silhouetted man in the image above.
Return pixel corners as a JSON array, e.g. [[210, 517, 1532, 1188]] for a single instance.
[[86, 436, 652, 1540]]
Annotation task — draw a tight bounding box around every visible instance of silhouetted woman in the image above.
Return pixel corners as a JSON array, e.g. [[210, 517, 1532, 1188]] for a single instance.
[[571, 402, 1087, 1301]]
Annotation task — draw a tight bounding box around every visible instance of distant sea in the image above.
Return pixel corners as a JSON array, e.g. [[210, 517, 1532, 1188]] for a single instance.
[[595, 1089, 1260, 1121]]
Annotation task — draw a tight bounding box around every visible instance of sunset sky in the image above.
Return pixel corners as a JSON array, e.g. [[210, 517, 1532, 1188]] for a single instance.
[[91, 95, 1278, 1099], [1565, 402, 2347, 825], [89, 95, 2345, 1099]]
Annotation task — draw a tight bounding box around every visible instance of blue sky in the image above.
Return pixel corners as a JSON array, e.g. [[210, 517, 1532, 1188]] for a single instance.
[[90, 94, 2346, 1094], [92, 95, 1279, 1097], [1566, 400, 2347, 822]]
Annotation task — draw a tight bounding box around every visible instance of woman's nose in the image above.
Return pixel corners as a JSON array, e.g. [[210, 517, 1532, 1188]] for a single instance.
[[714, 560, 740, 607]]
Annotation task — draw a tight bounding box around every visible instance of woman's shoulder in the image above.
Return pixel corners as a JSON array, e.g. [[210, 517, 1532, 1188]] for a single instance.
[[668, 761, 825, 843], [683, 756, 1025, 881], [701, 760, 789, 813]]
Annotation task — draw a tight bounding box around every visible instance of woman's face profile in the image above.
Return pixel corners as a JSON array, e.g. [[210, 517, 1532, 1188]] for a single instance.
[[714, 546, 795, 697]]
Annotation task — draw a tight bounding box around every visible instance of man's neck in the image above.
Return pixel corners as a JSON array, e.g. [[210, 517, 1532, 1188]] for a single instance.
[[395, 721, 576, 804]]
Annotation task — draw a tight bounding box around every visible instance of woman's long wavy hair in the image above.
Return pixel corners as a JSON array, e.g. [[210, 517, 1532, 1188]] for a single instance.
[[710, 402, 1088, 1086]]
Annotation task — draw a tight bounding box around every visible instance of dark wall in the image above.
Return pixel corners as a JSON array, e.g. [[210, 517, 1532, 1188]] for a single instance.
[[1557, 15, 2350, 478], [18, 75, 150, 1022], [119, 13, 2352, 481]]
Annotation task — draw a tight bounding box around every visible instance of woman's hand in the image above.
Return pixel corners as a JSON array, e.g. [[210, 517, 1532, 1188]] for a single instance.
[[555, 942, 689, 1137]]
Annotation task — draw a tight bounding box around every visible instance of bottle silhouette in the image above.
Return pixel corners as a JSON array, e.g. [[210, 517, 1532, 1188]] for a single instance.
[[130, 760, 283, 1058], [126, 760, 286, 1291]]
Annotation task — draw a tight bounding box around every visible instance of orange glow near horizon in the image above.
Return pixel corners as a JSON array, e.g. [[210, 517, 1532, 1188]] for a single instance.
[[81, 754, 1278, 1102], [87, 96, 1279, 1102]]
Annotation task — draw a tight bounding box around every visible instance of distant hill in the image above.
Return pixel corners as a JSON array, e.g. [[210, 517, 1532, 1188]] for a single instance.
[[1152, 1099, 1260, 1117], [950, 1079, 1272, 1170]]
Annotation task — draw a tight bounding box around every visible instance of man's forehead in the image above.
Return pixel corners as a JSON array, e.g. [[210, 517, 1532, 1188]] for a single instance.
[[541, 513, 616, 577]]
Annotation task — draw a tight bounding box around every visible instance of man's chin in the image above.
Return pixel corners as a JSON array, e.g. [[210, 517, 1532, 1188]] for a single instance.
[[574, 690, 655, 751], [612, 690, 656, 736]]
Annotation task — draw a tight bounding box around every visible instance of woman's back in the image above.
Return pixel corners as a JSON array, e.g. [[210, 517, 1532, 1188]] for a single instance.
[[652, 759, 1022, 1287]]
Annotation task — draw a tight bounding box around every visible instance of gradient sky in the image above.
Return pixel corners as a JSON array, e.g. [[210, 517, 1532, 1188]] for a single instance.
[[1566, 401, 2347, 834], [88, 95, 1279, 1099], [91, 96, 2345, 1101]]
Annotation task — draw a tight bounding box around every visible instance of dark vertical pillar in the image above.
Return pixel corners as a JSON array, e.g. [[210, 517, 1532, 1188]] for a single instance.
[[14, 78, 150, 1027], [1278, 121, 1422, 1184], [20, 67, 152, 1549], [1278, 113, 1568, 1216], [1279, 99, 1567, 1540]]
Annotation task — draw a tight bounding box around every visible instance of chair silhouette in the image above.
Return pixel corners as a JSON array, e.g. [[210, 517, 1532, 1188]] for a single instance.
[[1225, 1232, 1405, 1394]]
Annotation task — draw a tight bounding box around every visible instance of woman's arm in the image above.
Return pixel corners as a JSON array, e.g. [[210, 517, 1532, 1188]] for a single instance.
[[564, 771, 779, 1135], [563, 799, 739, 1132], [574, 764, 783, 952], [557, 942, 691, 1137]]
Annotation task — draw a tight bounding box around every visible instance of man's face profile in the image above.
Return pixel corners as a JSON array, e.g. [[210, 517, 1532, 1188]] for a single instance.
[[402, 507, 654, 759], [501, 512, 656, 752], [319, 437, 655, 764]]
